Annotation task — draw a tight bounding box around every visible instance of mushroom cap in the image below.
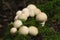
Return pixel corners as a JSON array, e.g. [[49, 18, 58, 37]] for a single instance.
[[29, 26, 38, 36], [34, 8, 41, 15], [14, 15, 18, 20], [22, 8, 30, 17], [18, 13, 28, 21], [29, 10, 35, 17], [16, 10, 22, 16], [19, 26, 29, 35], [10, 27, 17, 33], [27, 4, 37, 17], [27, 4, 37, 10], [36, 12, 47, 21], [14, 20, 22, 28]]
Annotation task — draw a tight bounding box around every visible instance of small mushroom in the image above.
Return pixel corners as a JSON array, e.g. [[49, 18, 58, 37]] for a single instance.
[[29, 26, 38, 36], [18, 13, 28, 21], [14, 20, 22, 28], [36, 12, 47, 26], [27, 4, 37, 17], [34, 8, 41, 15], [16, 10, 22, 16], [14, 15, 18, 20], [19, 26, 29, 35], [22, 8, 30, 17], [10, 27, 17, 34]]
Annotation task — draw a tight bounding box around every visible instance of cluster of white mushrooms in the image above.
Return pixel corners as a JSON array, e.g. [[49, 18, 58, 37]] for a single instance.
[[10, 4, 47, 36]]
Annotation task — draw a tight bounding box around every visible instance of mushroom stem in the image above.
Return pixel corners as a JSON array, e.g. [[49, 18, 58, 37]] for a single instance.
[[41, 21, 45, 26]]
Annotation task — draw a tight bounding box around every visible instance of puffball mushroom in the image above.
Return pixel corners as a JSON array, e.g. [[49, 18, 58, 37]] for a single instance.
[[36, 12, 47, 21], [19, 26, 29, 35], [14, 15, 18, 20], [14, 20, 22, 28], [22, 8, 30, 17], [16, 10, 22, 16], [27, 4, 37, 17], [18, 13, 28, 21], [28, 10, 35, 17], [27, 4, 37, 10], [34, 8, 41, 15], [14, 10, 22, 20], [36, 12, 47, 26], [29, 26, 38, 36], [10, 27, 17, 33]]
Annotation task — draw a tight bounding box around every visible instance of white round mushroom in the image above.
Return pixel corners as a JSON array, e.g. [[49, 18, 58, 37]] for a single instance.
[[27, 4, 37, 10], [36, 12, 47, 26], [10, 27, 17, 34], [36, 12, 47, 21], [18, 13, 28, 21], [16, 10, 22, 16], [29, 10, 35, 17], [14, 20, 22, 28], [19, 26, 29, 35], [14, 15, 18, 20], [22, 8, 30, 17], [29, 26, 38, 36], [27, 4, 37, 17], [34, 8, 41, 15]]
